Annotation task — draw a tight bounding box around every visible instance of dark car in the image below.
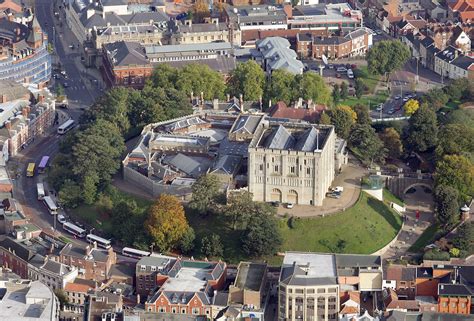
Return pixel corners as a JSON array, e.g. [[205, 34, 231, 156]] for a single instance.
[[271, 201, 280, 207]]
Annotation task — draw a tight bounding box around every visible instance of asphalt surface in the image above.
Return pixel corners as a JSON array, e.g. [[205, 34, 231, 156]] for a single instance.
[[35, 0, 102, 106], [11, 0, 135, 263]]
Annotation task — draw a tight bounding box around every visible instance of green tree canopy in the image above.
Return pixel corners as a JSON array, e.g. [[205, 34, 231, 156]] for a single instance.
[[349, 124, 386, 165], [241, 204, 281, 257], [380, 127, 403, 159], [265, 69, 296, 105], [435, 154, 474, 201], [201, 234, 224, 258], [434, 185, 460, 231], [294, 72, 331, 105], [227, 60, 266, 101], [176, 63, 226, 100], [405, 103, 438, 153], [366, 40, 410, 77], [189, 174, 222, 215], [353, 104, 370, 125], [329, 105, 356, 138], [436, 124, 474, 158]]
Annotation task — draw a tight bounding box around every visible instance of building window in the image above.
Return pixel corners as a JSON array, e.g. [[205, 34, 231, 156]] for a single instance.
[[181, 308, 186, 314], [192, 308, 199, 315], [172, 307, 177, 313], [159, 307, 165, 313]]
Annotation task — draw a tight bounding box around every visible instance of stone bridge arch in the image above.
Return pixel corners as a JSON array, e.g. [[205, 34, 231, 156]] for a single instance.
[[385, 176, 434, 199]]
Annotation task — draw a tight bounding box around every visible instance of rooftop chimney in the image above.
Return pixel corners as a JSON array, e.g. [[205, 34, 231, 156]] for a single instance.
[[296, 97, 303, 109], [213, 98, 219, 110], [239, 94, 244, 113]]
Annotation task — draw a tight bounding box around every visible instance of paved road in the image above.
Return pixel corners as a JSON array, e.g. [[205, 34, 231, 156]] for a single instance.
[[35, 0, 102, 106]]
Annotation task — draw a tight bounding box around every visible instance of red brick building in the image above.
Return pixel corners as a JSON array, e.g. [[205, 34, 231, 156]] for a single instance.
[[268, 100, 325, 123], [0, 236, 32, 279], [59, 243, 116, 282], [296, 28, 372, 59], [145, 259, 226, 318]]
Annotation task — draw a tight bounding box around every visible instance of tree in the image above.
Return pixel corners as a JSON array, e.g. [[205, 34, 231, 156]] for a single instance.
[[226, 191, 255, 230], [190, 174, 221, 215], [241, 204, 281, 257], [353, 104, 370, 125], [403, 99, 420, 116], [452, 223, 473, 252], [179, 227, 196, 254], [111, 200, 144, 245], [151, 64, 178, 89], [340, 82, 349, 100], [227, 61, 265, 101], [349, 124, 386, 165], [444, 78, 473, 102], [436, 124, 474, 158], [329, 105, 356, 139], [54, 289, 69, 309], [405, 103, 438, 153], [176, 64, 226, 100], [366, 40, 410, 77], [192, 0, 210, 22], [355, 78, 366, 99], [201, 234, 224, 258], [82, 173, 99, 205], [294, 73, 331, 105], [319, 111, 331, 125], [265, 69, 296, 105], [332, 84, 341, 105], [145, 194, 189, 251], [435, 154, 474, 201], [56, 84, 65, 97], [380, 127, 403, 159], [434, 185, 460, 231], [422, 89, 449, 111], [58, 180, 83, 208], [81, 88, 131, 135]]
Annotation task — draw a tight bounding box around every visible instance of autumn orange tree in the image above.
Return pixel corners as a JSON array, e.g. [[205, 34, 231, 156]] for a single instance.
[[145, 194, 189, 251]]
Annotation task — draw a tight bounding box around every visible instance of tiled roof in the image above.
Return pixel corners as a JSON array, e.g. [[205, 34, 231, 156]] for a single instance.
[[268, 101, 324, 122], [65, 282, 93, 293]]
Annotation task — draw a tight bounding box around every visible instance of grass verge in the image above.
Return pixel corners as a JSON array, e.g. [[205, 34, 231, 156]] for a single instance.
[[408, 223, 442, 253]]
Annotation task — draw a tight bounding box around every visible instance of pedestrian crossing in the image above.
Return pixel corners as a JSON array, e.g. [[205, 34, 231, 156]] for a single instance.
[[67, 85, 87, 90]]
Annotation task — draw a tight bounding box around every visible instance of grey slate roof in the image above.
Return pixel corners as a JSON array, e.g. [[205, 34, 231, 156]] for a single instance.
[[264, 125, 295, 149], [452, 55, 474, 70], [231, 115, 261, 135], [312, 36, 350, 45], [438, 283, 472, 296], [211, 155, 241, 176], [178, 22, 228, 33], [213, 291, 229, 306], [335, 254, 382, 268], [101, 0, 128, 5], [256, 37, 304, 74], [165, 153, 209, 178], [0, 237, 35, 262], [421, 312, 474, 321], [104, 41, 148, 66]]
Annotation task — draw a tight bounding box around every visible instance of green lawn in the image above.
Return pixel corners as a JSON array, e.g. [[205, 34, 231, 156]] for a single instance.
[[340, 90, 389, 108], [354, 66, 381, 94], [408, 223, 442, 253], [186, 207, 248, 264], [69, 189, 152, 234], [278, 192, 402, 255], [383, 189, 405, 207]]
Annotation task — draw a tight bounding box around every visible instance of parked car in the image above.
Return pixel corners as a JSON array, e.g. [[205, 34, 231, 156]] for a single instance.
[[394, 95, 401, 100], [328, 64, 334, 69], [57, 214, 66, 224], [271, 201, 280, 207], [336, 66, 348, 73], [286, 203, 294, 209], [351, 64, 357, 69], [326, 192, 341, 199], [388, 108, 395, 114], [63, 82, 69, 88]]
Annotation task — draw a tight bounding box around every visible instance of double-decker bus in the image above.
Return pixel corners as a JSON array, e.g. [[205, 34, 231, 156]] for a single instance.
[[62, 222, 86, 238], [37, 183, 45, 200], [26, 163, 35, 177], [38, 156, 50, 173], [121, 247, 150, 259], [86, 234, 112, 249], [43, 196, 58, 215], [57, 119, 75, 135]]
